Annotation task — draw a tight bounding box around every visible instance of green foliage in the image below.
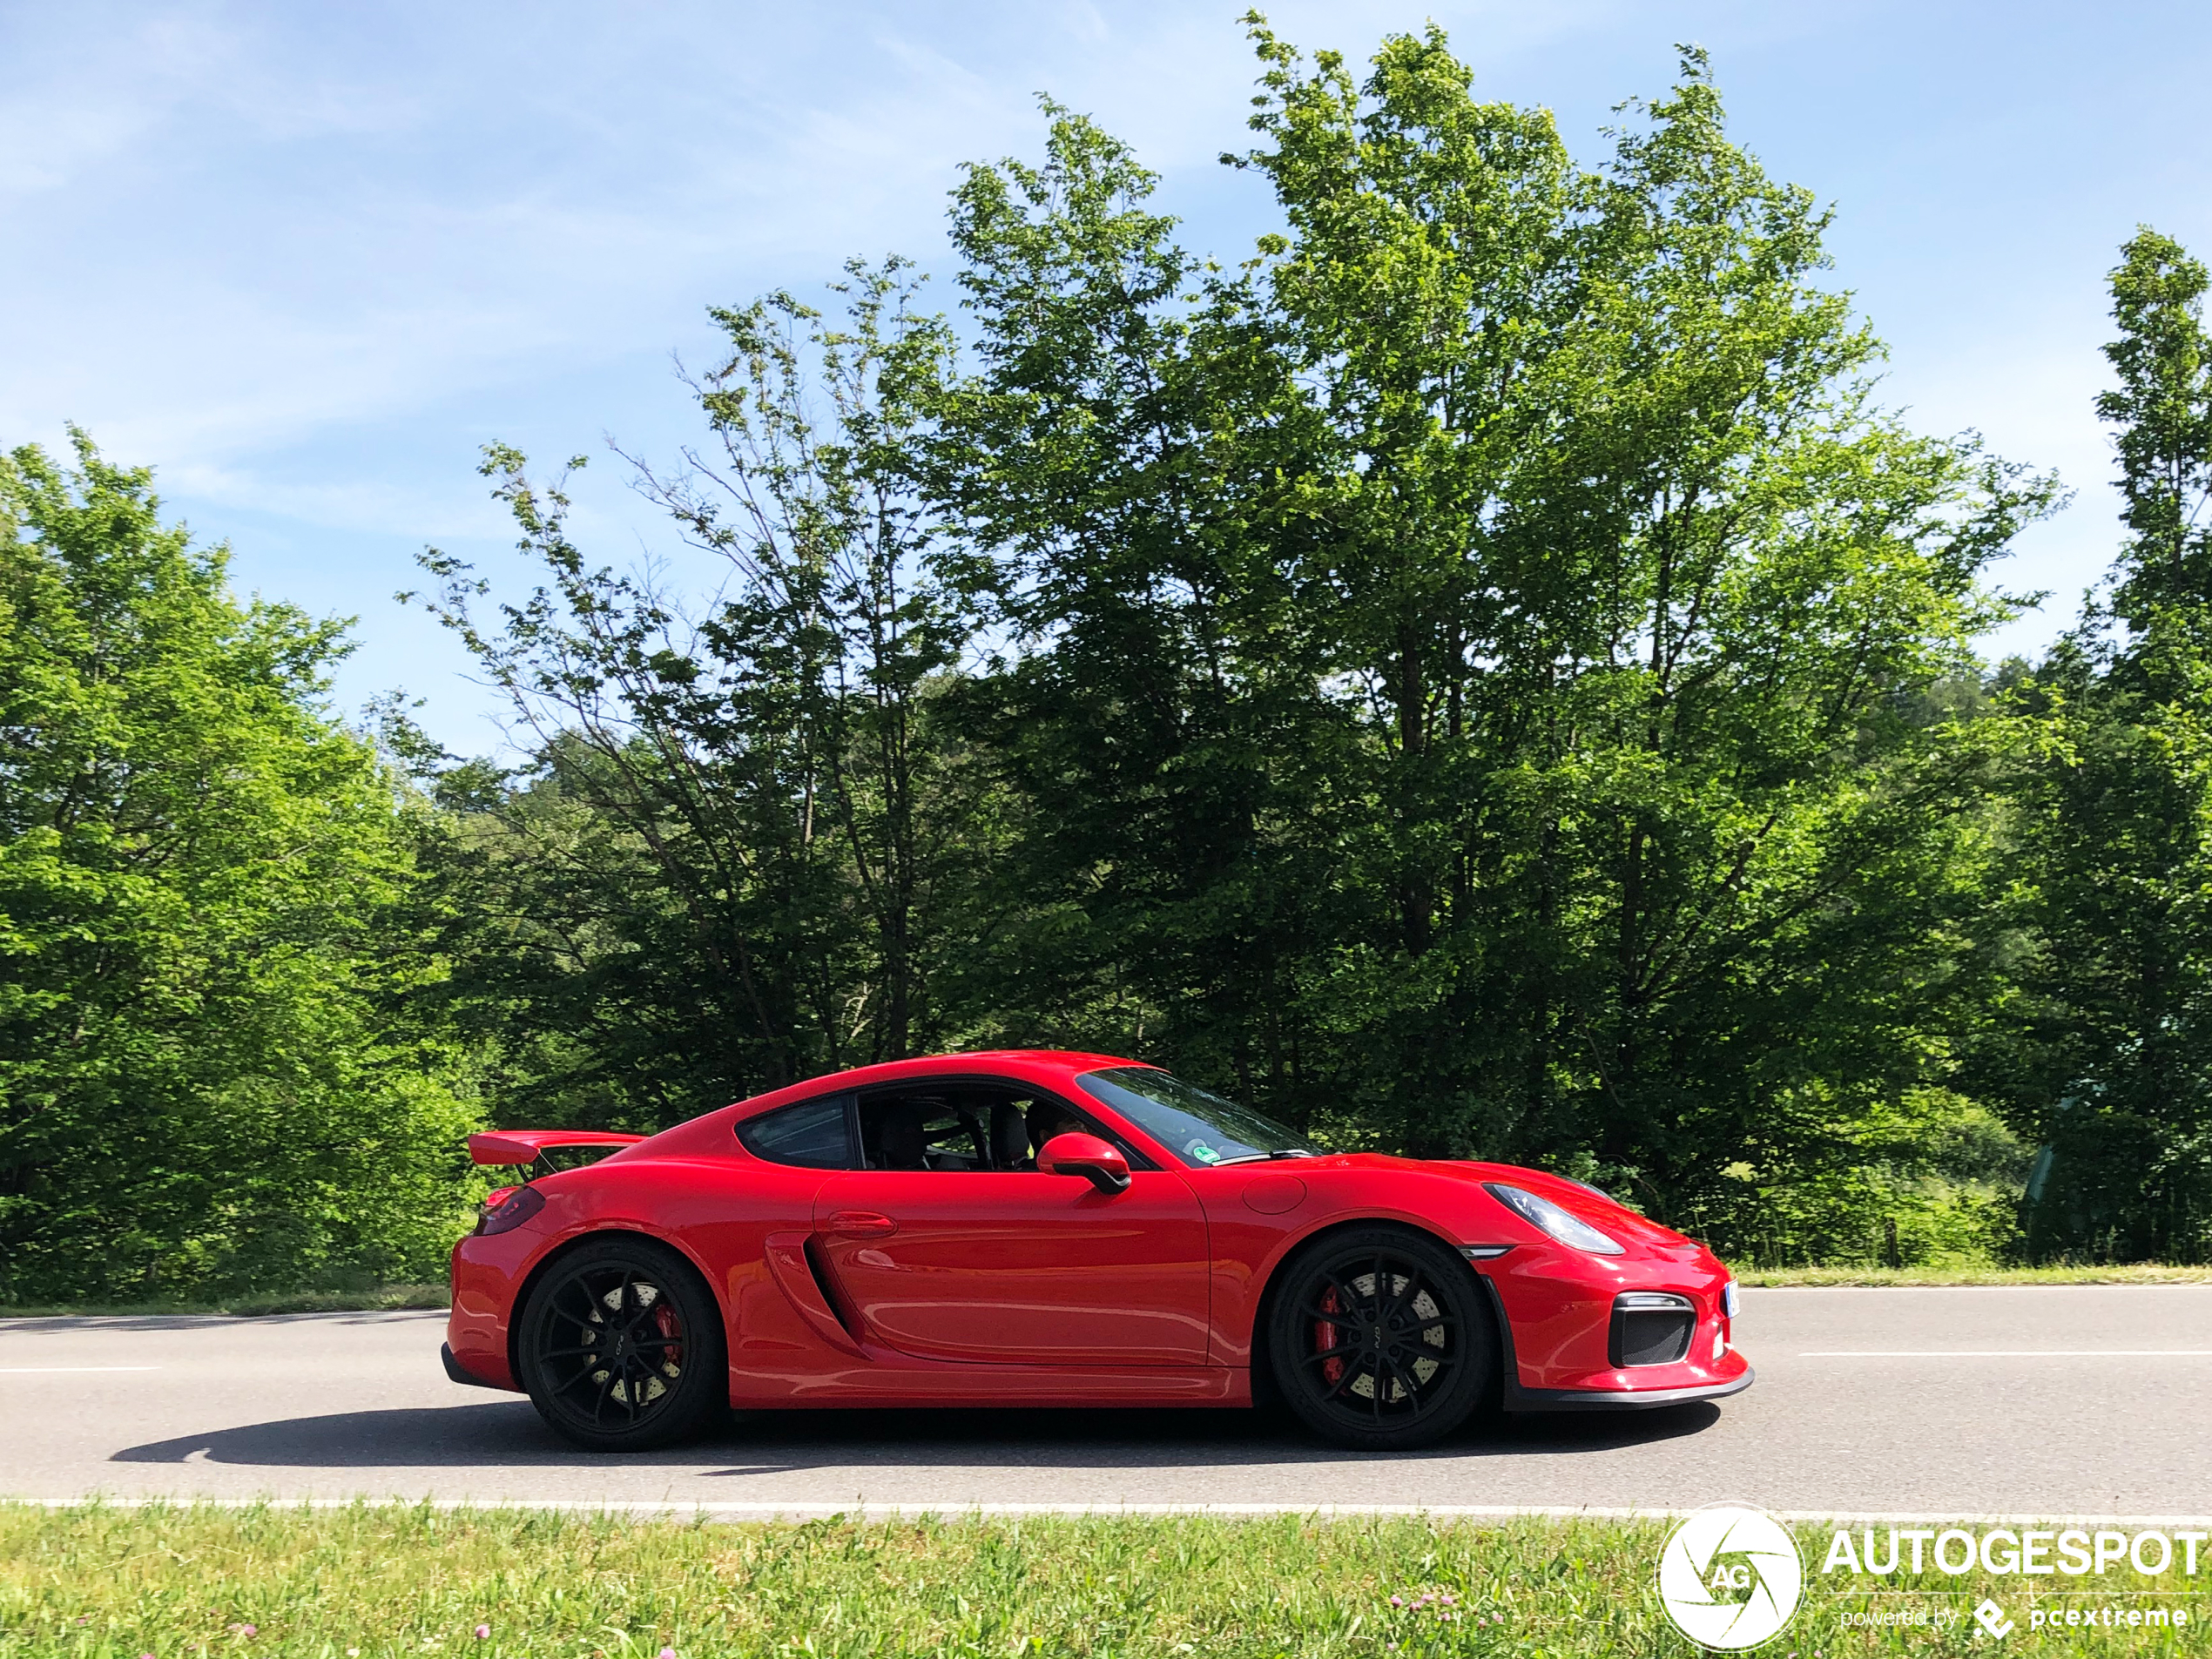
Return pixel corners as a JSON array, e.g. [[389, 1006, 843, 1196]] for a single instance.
[[30, 29, 2212, 1285], [390, 26, 2101, 1261], [408, 263, 1008, 1124], [919, 28, 2059, 1250], [1692, 1094, 2029, 1268], [2099, 231, 2212, 623], [1979, 231, 2212, 1262], [0, 435, 477, 1299]]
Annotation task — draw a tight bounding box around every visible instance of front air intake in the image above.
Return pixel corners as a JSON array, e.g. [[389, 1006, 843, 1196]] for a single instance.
[[1609, 1291, 1696, 1367]]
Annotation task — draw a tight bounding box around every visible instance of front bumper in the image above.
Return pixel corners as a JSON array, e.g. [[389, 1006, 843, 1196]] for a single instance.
[[1507, 1366, 1755, 1410], [1474, 1245, 1752, 1411]]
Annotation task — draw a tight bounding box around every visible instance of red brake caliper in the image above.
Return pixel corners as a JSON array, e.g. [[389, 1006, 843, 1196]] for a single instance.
[[654, 1300, 683, 1372], [1317, 1285, 1344, 1388]]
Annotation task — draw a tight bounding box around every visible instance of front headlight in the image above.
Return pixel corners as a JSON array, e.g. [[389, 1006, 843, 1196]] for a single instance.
[[1484, 1182, 1625, 1256]]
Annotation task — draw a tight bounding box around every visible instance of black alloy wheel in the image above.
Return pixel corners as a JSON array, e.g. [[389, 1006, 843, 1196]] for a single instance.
[[1267, 1225, 1494, 1451], [516, 1237, 725, 1453]]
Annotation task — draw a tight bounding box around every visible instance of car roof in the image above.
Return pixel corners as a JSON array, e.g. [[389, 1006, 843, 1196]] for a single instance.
[[756, 1049, 1143, 1106], [638, 1049, 1150, 1156]]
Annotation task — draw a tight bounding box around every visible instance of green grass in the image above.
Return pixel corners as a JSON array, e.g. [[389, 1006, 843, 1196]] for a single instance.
[[1735, 1263, 2212, 1286], [0, 1285, 448, 1319], [1, 1505, 2202, 1656]]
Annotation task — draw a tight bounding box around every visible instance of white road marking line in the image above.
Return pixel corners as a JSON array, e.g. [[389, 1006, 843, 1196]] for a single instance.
[[1803, 1350, 2212, 1358], [0, 1366, 161, 1373], [1748, 1284, 2212, 1291]]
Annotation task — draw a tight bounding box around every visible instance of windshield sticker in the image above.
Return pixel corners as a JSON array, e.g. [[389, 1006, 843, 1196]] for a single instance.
[[1187, 1142, 1221, 1163]]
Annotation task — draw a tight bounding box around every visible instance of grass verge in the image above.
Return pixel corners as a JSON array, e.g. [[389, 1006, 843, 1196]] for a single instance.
[[0, 1285, 448, 1319], [1735, 1264, 2212, 1287], [1, 1504, 2202, 1656]]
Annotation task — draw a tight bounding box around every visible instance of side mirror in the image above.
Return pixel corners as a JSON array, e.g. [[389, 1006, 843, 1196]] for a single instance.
[[1038, 1131, 1131, 1195]]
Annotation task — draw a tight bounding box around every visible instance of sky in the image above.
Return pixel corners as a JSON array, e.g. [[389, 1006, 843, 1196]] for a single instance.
[[4, 0, 2209, 753]]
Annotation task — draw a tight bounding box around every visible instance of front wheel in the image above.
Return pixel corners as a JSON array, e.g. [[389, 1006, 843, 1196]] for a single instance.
[[515, 1236, 726, 1453], [1266, 1225, 1494, 1451]]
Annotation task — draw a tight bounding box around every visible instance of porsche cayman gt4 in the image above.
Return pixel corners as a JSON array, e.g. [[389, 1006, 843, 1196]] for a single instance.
[[443, 1049, 1750, 1452]]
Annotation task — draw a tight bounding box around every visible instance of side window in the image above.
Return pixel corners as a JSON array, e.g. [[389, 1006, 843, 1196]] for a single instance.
[[859, 1093, 987, 1171], [736, 1096, 854, 1169], [852, 1083, 1148, 1172]]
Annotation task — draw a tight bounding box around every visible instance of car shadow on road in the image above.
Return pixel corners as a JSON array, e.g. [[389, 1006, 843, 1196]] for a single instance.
[[112, 1401, 586, 1467], [111, 1399, 1721, 1471], [694, 1402, 1725, 1474]]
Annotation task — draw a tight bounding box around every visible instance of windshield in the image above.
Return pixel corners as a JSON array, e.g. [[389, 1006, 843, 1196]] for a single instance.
[[1077, 1067, 1310, 1167]]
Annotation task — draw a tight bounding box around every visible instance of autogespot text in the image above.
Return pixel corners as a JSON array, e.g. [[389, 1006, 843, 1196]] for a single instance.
[[1823, 1527, 2199, 1634], [1823, 1527, 2209, 1579]]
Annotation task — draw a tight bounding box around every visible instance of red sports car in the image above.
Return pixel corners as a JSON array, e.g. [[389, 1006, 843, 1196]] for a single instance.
[[443, 1050, 1750, 1452]]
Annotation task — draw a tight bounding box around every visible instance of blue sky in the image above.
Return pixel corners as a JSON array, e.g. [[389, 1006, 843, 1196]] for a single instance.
[[5, 1, 2209, 752]]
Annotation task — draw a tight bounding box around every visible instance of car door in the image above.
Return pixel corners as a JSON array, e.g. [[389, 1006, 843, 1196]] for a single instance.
[[808, 1084, 1211, 1366]]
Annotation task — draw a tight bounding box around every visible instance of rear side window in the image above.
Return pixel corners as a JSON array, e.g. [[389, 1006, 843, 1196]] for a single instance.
[[737, 1096, 853, 1169]]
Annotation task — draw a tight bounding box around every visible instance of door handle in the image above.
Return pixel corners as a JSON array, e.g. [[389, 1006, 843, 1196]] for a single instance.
[[824, 1209, 898, 1238]]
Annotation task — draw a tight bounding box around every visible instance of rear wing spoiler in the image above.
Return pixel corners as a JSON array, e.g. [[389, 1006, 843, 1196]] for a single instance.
[[469, 1130, 647, 1170]]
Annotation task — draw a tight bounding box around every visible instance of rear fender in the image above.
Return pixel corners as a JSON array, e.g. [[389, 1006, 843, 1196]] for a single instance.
[[502, 1223, 728, 1390]]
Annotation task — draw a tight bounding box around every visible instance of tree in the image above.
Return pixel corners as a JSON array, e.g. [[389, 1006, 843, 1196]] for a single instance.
[[0, 434, 475, 1298], [931, 24, 2056, 1256], [413, 262, 1003, 1123], [2002, 230, 2212, 1261], [921, 93, 1354, 1075]]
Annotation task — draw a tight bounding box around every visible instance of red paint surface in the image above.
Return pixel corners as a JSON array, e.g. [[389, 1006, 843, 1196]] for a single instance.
[[447, 1049, 1750, 1409]]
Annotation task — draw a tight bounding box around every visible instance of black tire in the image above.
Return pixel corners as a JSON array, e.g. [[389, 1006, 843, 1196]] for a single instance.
[[515, 1235, 726, 1453], [1266, 1224, 1494, 1451]]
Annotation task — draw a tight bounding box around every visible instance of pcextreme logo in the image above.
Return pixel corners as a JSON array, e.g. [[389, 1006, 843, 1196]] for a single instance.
[[1657, 1503, 1806, 1650]]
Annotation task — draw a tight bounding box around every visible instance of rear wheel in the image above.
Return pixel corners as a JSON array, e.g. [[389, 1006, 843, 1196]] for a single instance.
[[1267, 1225, 1494, 1451], [516, 1236, 725, 1453]]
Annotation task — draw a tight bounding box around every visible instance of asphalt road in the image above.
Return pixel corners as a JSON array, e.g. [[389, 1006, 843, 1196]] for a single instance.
[[6, 1288, 2209, 1520]]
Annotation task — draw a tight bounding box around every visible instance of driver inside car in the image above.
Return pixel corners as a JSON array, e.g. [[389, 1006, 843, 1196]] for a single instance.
[[1026, 1100, 1085, 1160]]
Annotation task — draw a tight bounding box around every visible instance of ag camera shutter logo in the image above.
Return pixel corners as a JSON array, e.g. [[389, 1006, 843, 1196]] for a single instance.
[[1656, 1502, 1805, 1649]]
